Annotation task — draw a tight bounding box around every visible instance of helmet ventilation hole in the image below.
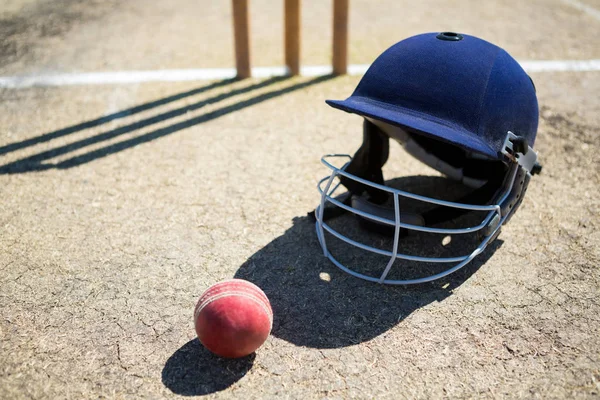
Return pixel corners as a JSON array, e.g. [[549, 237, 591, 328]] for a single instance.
[[436, 32, 464, 41]]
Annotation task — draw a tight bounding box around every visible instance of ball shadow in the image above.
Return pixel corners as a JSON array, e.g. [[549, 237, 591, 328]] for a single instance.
[[162, 339, 255, 396], [234, 175, 504, 349]]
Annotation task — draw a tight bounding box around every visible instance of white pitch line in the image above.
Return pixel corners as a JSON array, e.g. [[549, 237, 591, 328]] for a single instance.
[[519, 59, 600, 72], [561, 0, 600, 21], [0, 60, 599, 88]]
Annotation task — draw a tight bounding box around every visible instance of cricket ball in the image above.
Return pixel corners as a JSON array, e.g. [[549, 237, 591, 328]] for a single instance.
[[194, 279, 273, 358]]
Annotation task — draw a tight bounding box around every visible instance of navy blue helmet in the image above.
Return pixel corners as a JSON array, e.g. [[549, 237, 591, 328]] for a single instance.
[[315, 32, 541, 284]]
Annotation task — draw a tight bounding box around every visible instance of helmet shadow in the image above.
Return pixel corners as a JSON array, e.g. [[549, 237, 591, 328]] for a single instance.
[[234, 175, 503, 349]]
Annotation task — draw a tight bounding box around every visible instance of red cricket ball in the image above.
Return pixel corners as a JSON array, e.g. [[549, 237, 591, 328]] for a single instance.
[[194, 279, 273, 358]]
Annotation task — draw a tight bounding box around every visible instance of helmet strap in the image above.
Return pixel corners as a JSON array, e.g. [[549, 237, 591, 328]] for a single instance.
[[338, 120, 390, 204]]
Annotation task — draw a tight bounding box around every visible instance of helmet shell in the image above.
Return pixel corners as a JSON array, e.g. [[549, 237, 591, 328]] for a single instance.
[[326, 32, 539, 159]]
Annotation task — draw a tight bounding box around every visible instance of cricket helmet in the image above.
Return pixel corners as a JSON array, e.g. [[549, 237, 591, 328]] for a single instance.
[[315, 32, 541, 284]]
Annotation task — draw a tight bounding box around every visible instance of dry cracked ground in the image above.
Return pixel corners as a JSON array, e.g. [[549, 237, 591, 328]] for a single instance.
[[0, 0, 599, 398]]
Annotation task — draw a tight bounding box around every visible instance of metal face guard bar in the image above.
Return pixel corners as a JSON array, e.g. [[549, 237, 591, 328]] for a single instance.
[[315, 154, 519, 285]]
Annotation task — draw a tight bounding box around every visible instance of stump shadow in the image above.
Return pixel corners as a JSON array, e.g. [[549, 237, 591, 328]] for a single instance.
[[0, 75, 336, 174]]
